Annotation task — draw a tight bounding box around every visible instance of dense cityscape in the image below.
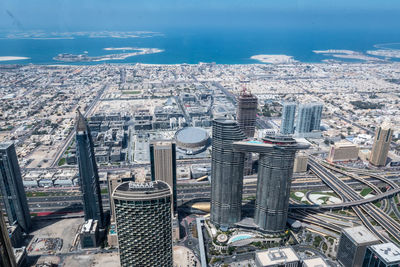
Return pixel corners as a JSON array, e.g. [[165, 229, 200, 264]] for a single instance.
[[0, 61, 400, 266]]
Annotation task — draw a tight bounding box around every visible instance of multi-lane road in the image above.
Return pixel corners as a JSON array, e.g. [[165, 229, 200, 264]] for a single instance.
[[309, 158, 400, 243]]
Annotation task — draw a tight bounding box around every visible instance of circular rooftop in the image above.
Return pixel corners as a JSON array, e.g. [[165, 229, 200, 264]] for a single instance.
[[175, 127, 209, 148]]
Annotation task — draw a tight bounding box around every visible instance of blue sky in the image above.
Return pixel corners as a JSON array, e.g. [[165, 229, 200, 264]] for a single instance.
[[1, 0, 400, 31]]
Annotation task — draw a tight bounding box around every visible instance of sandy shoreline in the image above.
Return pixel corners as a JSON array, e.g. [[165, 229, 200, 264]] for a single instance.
[[0, 56, 30, 61], [250, 54, 297, 64]]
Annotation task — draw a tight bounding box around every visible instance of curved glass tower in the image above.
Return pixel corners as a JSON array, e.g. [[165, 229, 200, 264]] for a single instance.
[[112, 181, 173, 267], [211, 119, 246, 228], [254, 136, 307, 233]]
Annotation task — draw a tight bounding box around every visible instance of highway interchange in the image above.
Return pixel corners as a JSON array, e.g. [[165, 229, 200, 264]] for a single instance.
[[25, 154, 400, 244]]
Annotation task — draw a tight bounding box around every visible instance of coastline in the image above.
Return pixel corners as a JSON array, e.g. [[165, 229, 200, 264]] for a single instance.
[[0, 56, 30, 62]]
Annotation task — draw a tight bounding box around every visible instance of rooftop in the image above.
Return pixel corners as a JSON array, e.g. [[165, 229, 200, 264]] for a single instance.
[[302, 257, 329, 267], [343, 226, 380, 245], [370, 242, 400, 263], [112, 181, 171, 201], [0, 142, 13, 150], [256, 247, 299, 266]]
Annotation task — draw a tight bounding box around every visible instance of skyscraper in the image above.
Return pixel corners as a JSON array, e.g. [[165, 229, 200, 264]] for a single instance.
[[295, 103, 323, 134], [149, 141, 177, 213], [295, 104, 313, 134], [237, 92, 258, 175], [0, 142, 31, 233], [310, 103, 323, 131], [112, 181, 173, 267], [0, 210, 17, 267], [76, 110, 104, 228], [211, 119, 246, 229], [370, 123, 392, 166], [337, 226, 380, 267], [252, 136, 308, 233], [237, 92, 258, 138], [280, 102, 296, 134]]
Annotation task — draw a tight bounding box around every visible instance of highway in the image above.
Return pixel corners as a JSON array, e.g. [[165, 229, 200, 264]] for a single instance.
[[309, 158, 400, 243]]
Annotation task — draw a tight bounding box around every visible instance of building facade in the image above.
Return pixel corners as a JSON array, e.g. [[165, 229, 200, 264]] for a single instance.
[[0, 142, 31, 233], [293, 153, 308, 173], [327, 141, 359, 162], [76, 110, 105, 228], [211, 119, 246, 229], [280, 103, 296, 135], [107, 171, 135, 223], [295, 103, 323, 134], [310, 103, 323, 131], [237, 92, 258, 138], [296, 104, 313, 134], [363, 242, 400, 267], [149, 141, 177, 213], [0, 210, 17, 267], [337, 226, 380, 267], [237, 92, 258, 175], [112, 181, 173, 267], [253, 136, 307, 233], [370, 123, 392, 166], [80, 219, 99, 248]]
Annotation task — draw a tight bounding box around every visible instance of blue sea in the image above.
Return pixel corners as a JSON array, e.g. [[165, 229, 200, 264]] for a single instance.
[[0, 28, 400, 65]]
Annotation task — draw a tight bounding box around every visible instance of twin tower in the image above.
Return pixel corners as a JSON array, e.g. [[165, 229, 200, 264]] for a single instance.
[[210, 119, 308, 233]]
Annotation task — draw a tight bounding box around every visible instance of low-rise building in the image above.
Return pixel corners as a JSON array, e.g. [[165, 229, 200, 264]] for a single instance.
[[327, 141, 359, 162], [255, 246, 300, 267], [302, 257, 329, 267], [80, 220, 99, 248]]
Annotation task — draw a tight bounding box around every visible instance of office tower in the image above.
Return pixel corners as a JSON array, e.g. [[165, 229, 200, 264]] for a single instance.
[[237, 92, 258, 175], [295, 104, 313, 134], [293, 152, 308, 173], [363, 242, 400, 267], [237, 91, 258, 138], [295, 103, 323, 134], [107, 171, 135, 222], [211, 119, 246, 229], [0, 210, 17, 267], [149, 141, 177, 213], [113, 181, 173, 267], [0, 142, 31, 233], [337, 226, 380, 267], [370, 123, 392, 166], [76, 110, 104, 228], [310, 103, 323, 131], [253, 135, 308, 233], [280, 102, 296, 134]]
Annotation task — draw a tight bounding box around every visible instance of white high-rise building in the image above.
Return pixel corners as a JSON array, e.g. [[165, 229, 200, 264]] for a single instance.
[[280, 102, 296, 134]]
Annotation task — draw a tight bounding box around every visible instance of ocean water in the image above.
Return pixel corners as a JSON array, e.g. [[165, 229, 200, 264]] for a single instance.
[[0, 28, 399, 65]]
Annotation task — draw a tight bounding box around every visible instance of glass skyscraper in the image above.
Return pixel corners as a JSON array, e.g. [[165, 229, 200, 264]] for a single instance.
[[0, 142, 31, 233], [76, 110, 104, 228], [280, 102, 296, 134], [0, 210, 17, 267], [295, 103, 323, 134], [211, 119, 246, 229]]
